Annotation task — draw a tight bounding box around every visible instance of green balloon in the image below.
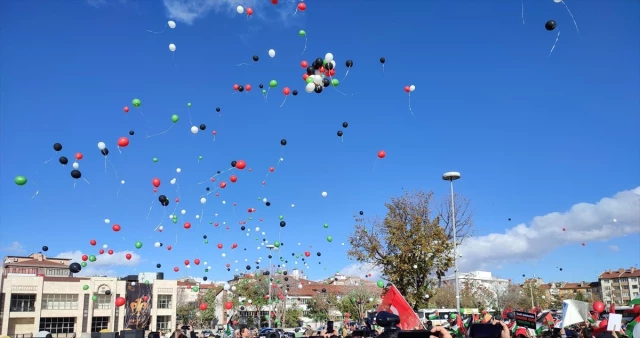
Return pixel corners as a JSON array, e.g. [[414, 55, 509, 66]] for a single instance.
[[171, 114, 179, 123], [187, 103, 192, 107], [262, 89, 267, 94], [205, 269, 209, 272], [327, 236, 332, 242], [132, 99, 141, 107], [274, 241, 280, 247], [269, 80, 278, 88], [323, 223, 329, 228], [331, 79, 340, 87], [92, 295, 98, 301], [81, 262, 87, 267], [305, 77, 314, 84], [145, 280, 150, 284], [377, 280, 385, 288], [204, 239, 209, 244], [89, 255, 96, 262], [153, 157, 158, 162], [279, 215, 284, 220], [172, 218, 177, 224], [299, 30, 306, 37], [14, 176, 27, 186], [135, 241, 143, 249], [199, 156, 203, 160], [83, 285, 89, 290]]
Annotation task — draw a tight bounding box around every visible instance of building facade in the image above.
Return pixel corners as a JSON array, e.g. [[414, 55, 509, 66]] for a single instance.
[[599, 267, 640, 306], [441, 271, 510, 306]]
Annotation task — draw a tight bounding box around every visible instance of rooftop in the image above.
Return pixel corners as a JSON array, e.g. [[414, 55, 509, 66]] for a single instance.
[[599, 267, 640, 279]]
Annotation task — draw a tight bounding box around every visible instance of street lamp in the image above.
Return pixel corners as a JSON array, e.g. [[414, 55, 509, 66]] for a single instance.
[[442, 171, 461, 315], [266, 244, 275, 328]]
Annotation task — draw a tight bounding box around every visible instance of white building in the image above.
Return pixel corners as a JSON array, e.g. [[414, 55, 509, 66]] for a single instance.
[[440, 271, 509, 307]]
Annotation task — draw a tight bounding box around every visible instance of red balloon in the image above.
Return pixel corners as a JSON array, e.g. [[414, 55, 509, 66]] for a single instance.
[[184, 222, 191, 229], [598, 319, 608, 329], [194, 259, 200, 265], [246, 7, 253, 16], [220, 182, 227, 188], [125, 253, 132, 260], [283, 87, 291, 96], [200, 303, 208, 311], [108, 249, 114, 255], [174, 267, 179, 272], [112, 224, 121, 232], [175, 197, 179, 202], [303, 74, 309, 81], [214, 222, 219, 227], [270, 0, 278, 4], [329, 69, 336, 76], [225, 301, 233, 310], [90, 239, 97, 246], [124, 106, 129, 113], [117, 137, 130, 147], [404, 86, 410, 93], [304, 251, 310, 257], [184, 260, 190, 265], [167, 245, 172, 251], [115, 297, 126, 307], [233, 84, 239, 90], [269, 167, 275, 172], [217, 243, 223, 249], [236, 160, 247, 169], [297, 2, 306, 11], [99, 249, 104, 254], [377, 150, 386, 159], [232, 243, 238, 249], [226, 263, 231, 268], [81, 254, 88, 261], [75, 152, 84, 160], [246, 84, 252, 91], [152, 178, 161, 188], [593, 301, 605, 313], [230, 175, 238, 183], [301, 61, 308, 68], [212, 130, 217, 135]]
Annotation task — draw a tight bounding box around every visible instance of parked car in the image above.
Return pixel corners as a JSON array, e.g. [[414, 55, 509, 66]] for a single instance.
[[201, 330, 213, 337]]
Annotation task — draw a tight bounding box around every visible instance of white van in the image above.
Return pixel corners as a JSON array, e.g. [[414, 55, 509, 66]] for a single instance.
[[416, 308, 480, 327]]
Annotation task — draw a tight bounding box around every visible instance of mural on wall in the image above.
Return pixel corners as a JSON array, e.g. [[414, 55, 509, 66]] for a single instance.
[[125, 282, 153, 329]]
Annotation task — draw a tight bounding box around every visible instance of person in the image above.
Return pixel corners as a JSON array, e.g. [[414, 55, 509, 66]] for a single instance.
[[304, 325, 315, 337], [425, 321, 433, 332], [240, 327, 251, 338]]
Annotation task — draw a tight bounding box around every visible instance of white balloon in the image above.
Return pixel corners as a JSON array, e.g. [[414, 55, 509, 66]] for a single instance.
[[191, 126, 198, 134], [312, 75, 323, 85], [231, 286, 237, 291], [170, 179, 176, 185], [97, 142, 106, 150], [409, 85, 416, 92], [305, 83, 315, 93], [330, 60, 336, 69], [181, 210, 187, 215], [255, 227, 260, 231], [222, 200, 226, 204], [321, 191, 327, 197], [159, 226, 164, 231], [237, 6, 244, 14], [325, 53, 334, 62], [186, 265, 191, 269], [120, 180, 125, 184], [168, 21, 176, 29], [263, 198, 268, 203], [200, 197, 207, 204], [553, 0, 562, 3], [268, 49, 276, 58], [73, 162, 80, 169], [169, 43, 176, 52], [154, 242, 161, 248], [195, 215, 200, 219], [103, 244, 108, 248], [291, 204, 295, 207], [104, 219, 110, 224], [224, 284, 231, 291], [176, 168, 181, 173]]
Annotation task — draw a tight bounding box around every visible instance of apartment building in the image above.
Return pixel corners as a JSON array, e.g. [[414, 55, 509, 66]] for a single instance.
[[599, 267, 640, 306], [539, 281, 601, 301]]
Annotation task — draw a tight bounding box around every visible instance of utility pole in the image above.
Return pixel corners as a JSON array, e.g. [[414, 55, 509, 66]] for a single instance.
[[267, 245, 275, 328], [529, 276, 536, 309]]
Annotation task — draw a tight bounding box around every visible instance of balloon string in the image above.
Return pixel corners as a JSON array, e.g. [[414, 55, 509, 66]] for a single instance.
[[173, 53, 179, 72], [31, 181, 40, 199], [147, 193, 157, 220], [341, 69, 350, 83], [107, 157, 118, 178], [560, 0, 579, 33], [43, 153, 54, 164], [117, 183, 124, 197], [382, 64, 385, 73], [187, 107, 193, 126], [146, 123, 175, 138], [196, 167, 234, 185], [236, 63, 251, 67], [408, 93, 414, 116], [549, 31, 560, 57], [521, 0, 525, 25], [146, 23, 167, 35], [301, 37, 307, 55], [171, 182, 181, 216], [279, 96, 288, 108]]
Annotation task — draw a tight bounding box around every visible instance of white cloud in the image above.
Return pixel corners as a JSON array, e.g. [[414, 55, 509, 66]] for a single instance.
[[162, 0, 298, 26], [457, 187, 640, 271], [56, 250, 142, 277], [338, 262, 383, 280], [0, 241, 26, 255], [609, 245, 620, 252]]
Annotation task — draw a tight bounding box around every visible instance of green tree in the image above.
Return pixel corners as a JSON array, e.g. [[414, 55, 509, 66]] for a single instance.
[[574, 291, 586, 301], [517, 280, 548, 310], [230, 272, 293, 327], [307, 292, 338, 323], [337, 286, 379, 322], [285, 307, 303, 327], [347, 190, 474, 310], [200, 287, 222, 323]]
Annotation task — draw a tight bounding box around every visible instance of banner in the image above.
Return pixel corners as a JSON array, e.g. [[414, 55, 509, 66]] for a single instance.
[[558, 300, 589, 328], [376, 285, 422, 330], [125, 282, 153, 329], [515, 311, 537, 329]]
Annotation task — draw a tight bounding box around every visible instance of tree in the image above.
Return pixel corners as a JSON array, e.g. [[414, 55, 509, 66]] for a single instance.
[[307, 292, 339, 323], [574, 291, 586, 302], [517, 280, 548, 310], [200, 287, 222, 324], [177, 287, 198, 324], [459, 280, 496, 310], [230, 272, 294, 327], [285, 307, 303, 328], [498, 284, 524, 309], [347, 190, 474, 310], [431, 283, 456, 308], [337, 286, 379, 323]]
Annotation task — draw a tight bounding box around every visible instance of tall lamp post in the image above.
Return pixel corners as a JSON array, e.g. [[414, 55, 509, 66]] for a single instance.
[[442, 171, 461, 315], [266, 244, 275, 328]]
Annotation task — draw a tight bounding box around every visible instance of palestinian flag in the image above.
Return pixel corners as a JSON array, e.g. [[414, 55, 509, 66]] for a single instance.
[[626, 315, 640, 338], [629, 295, 640, 306], [429, 311, 439, 320]]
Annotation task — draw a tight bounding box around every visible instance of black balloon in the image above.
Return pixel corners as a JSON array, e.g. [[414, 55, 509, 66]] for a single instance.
[[69, 262, 82, 273], [380, 57, 386, 64], [284, 277, 289, 281], [129, 130, 135, 135], [345, 60, 353, 68], [322, 78, 330, 87], [314, 86, 323, 93], [342, 122, 348, 128], [159, 195, 167, 202], [253, 55, 259, 61], [160, 200, 169, 207], [203, 276, 208, 281], [238, 85, 244, 92], [53, 143, 62, 151], [266, 201, 271, 206], [280, 139, 287, 146], [259, 84, 264, 89], [231, 160, 237, 167], [42, 246, 48, 252], [507, 312, 515, 320], [280, 221, 286, 227], [105, 290, 111, 295], [59, 156, 68, 165], [314, 58, 323, 68], [322, 288, 326, 293], [246, 265, 251, 270], [203, 235, 207, 239], [101, 148, 109, 156], [545, 20, 556, 31], [283, 271, 287, 275], [199, 124, 206, 130], [306, 66, 315, 75], [217, 170, 221, 174], [317, 252, 321, 256], [325, 62, 334, 71], [359, 211, 364, 215], [70, 170, 82, 179], [206, 187, 210, 191], [292, 90, 298, 96], [241, 226, 246, 231], [156, 263, 161, 268], [268, 255, 273, 259], [337, 131, 343, 137], [216, 107, 221, 112]]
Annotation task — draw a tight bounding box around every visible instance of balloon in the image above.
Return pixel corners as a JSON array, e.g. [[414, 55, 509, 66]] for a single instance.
[[345, 60, 353, 67], [268, 49, 276, 58], [377, 150, 386, 159], [112, 224, 121, 232], [71, 170, 82, 179], [42, 246, 48, 251], [270, 80, 278, 88], [129, 130, 134, 135], [236, 5, 244, 13], [135, 241, 143, 249], [409, 85, 416, 92], [283, 87, 291, 96], [236, 160, 247, 169], [169, 44, 176, 52], [280, 139, 287, 146], [98, 142, 106, 150], [297, 2, 306, 11], [225, 301, 233, 310], [14, 176, 27, 186], [200, 198, 207, 204], [342, 122, 348, 128], [299, 30, 306, 37], [305, 83, 315, 93], [152, 178, 161, 188], [321, 191, 327, 197], [325, 53, 334, 62], [132, 99, 141, 107], [191, 126, 198, 134], [53, 143, 63, 151], [292, 90, 298, 96], [200, 303, 208, 311], [337, 131, 343, 137], [59, 156, 68, 165], [545, 20, 557, 31], [331, 79, 339, 87], [117, 137, 129, 147], [69, 262, 82, 273], [171, 114, 179, 123], [246, 7, 253, 16], [377, 280, 385, 288], [72, 162, 80, 169], [327, 236, 332, 242], [380, 57, 386, 64], [593, 301, 605, 313], [168, 21, 176, 29], [553, 0, 562, 3], [115, 297, 126, 307], [75, 152, 83, 160]]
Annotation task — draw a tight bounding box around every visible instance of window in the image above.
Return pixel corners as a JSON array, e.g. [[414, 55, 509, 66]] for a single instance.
[[10, 294, 36, 312], [42, 294, 79, 310], [46, 269, 69, 277], [157, 316, 172, 334], [157, 295, 172, 309], [633, 285, 638, 289], [631, 278, 638, 282], [619, 278, 629, 282], [93, 295, 112, 310], [39, 317, 76, 334], [91, 316, 110, 332], [623, 285, 629, 290], [622, 292, 630, 297]]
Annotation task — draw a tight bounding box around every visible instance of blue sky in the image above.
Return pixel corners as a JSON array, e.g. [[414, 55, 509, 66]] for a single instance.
[[1, 0, 638, 285]]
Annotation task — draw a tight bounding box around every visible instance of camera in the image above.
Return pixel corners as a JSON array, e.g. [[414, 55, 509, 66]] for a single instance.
[[375, 311, 401, 330]]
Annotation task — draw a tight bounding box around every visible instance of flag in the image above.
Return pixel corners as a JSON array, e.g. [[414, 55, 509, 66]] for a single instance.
[[629, 295, 640, 306], [626, 315, 640, 338], [377, 285, 423, 330], [428, 311, 439, 320], [610, 303, 616, 314]]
